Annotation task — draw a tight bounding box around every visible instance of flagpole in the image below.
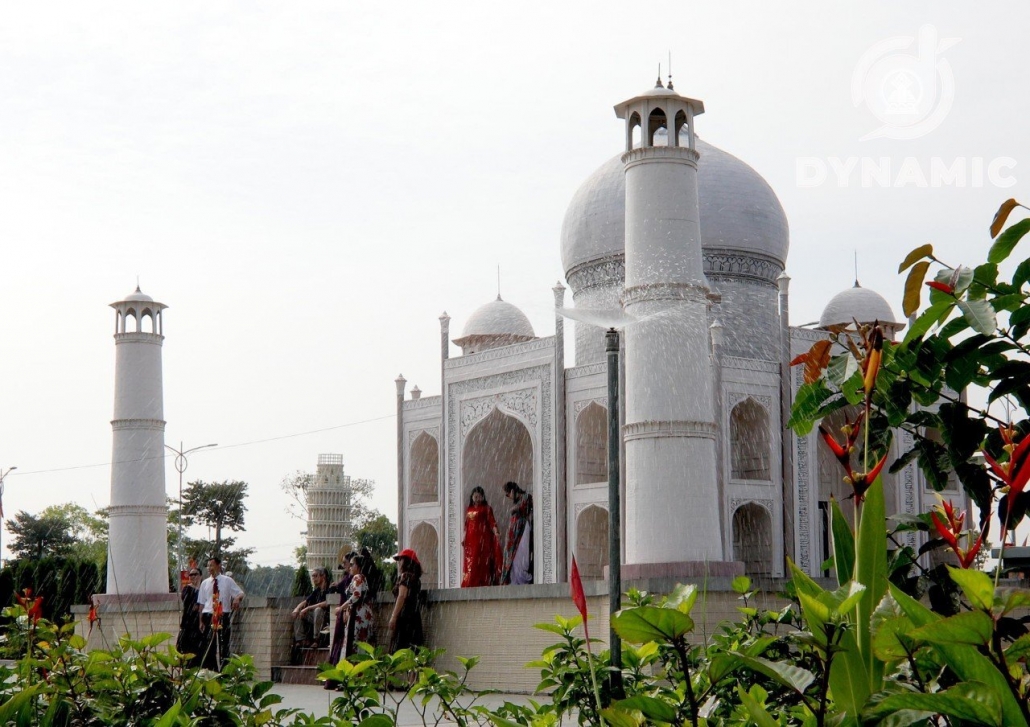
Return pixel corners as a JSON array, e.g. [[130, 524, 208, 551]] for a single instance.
[[605, 330, 624, 698]]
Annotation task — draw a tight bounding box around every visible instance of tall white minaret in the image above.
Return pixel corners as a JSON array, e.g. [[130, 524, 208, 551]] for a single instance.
[[106, 286, 169, 595], [616, 78, 727, 568]]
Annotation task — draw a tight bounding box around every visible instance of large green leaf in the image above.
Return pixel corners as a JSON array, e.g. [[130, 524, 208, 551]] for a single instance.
[[789, 380, 836, 435], [612, 606, 693, 643], [613, 696, 678, 723], [910, 610, 993, 646], [855, 476, 888, 691], [828, 627, 872, 718], [903, 299, 955, 344], [830, 498, 855, 585], [870, 592, 915, 663], [890, 584, 1027, 726], [957, 298, 998, 335], [948, 566, 995, 611], [736, 685, 780, 727], [730, 653, 816, 695], [862, 681, 1003, 727], [988, 217, 1030, 264], [665, 583, 699, 615]]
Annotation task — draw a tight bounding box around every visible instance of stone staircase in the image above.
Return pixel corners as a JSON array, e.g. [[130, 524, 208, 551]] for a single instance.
[[272, 644, 330, 685]]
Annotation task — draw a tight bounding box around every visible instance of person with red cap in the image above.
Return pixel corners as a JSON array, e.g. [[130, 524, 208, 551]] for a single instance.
[[387, 548, 424, 652]]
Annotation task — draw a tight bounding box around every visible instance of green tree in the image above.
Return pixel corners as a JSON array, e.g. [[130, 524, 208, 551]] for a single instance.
[[291, 563, 310, 597], [354, 511, 398, 562], [39, 503, 107, 566], [181, 480, 248, 560], [181, 535, 253, 577], [5, 511, 77, 560]]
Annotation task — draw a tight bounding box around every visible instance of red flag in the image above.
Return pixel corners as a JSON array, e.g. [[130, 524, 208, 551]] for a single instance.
[[570, 555, 589, 637]]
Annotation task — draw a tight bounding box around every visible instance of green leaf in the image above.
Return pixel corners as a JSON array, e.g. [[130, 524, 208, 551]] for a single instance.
[[830, 498, 855, 585], [153, 702, 182, 727], [898, 243, 934, 273], [889, 584, 1026, 726], [599, 707, 644, 727], [709, 653, 741, 683], [949, 567, 995, 611], [827, 580, 867, 617], [1005, 632, 1030, 661], [903, 299, 954, 344], [736, 685, 780, 727], [665, 583, 699, 615], [614, 696, 677, 723], [612, 606, 694, 643], [862, 681, 1003, 727], [358, 716, 395, 727], [789, 380, 836, 436], [988, 217, 1030, 264], [855, 477, 888, 690], [731, 575, 751, 594], [730, 653, 815, 695], [957, 298, 998, 335], [870, 592, 915, 662], [903, 260, 931, 317], [999, 587, 1030, 617], [910, 610, 993, 646]]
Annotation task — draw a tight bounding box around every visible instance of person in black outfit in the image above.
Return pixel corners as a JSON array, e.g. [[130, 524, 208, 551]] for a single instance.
[[176, 568, 204, 666]]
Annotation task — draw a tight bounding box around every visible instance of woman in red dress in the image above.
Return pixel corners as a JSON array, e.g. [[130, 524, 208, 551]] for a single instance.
[[461, 486, 502, 587]]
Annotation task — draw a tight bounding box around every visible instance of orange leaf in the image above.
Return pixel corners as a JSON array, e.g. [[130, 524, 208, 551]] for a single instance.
[[902, 260, 931, 317], [991, 198, 1025, 239], [804, 340, 832, 384], [789, 352, 809, 367]]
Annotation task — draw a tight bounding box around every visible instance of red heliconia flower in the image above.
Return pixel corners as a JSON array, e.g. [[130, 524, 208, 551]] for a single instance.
[[983, 426, 1030, 500], [931, 499, 984, 569], [862, 325, 884, 399], [87, 596, 100, 636], [16, 588, 43, 624], [818, 410, 886, 502], [926, 281, 955, 295]]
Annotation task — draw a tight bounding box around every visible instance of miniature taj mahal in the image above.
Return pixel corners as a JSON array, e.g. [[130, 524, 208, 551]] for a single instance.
[[393, 77, 962, 590]]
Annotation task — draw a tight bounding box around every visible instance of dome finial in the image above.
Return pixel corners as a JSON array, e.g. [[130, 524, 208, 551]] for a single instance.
[[655, 62, 664, 89], [854, 250, 860, 287], [667, 51, 674, 90], [497, 264, 502, 301]]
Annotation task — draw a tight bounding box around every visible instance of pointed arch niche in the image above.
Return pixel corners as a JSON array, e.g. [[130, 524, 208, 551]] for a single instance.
[[409, 431, 439, 504], [461, 408, 533, 521], [732, 502, 772, 576], [730, 397, 771, 481], [410, 522, 439, 589], [575, 402, 608, 486], [575, 505, 608, 580]]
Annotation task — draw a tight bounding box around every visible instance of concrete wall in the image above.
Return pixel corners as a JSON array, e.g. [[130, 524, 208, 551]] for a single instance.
[[73, 580, 791, 692]]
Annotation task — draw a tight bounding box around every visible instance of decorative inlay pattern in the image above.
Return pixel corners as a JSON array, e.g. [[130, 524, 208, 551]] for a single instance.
[[722, 356, 780, 374], [567, 363, 607, 380], [622, 282, 709, 307], [444, 337, 554, 370], [793, 365, 811, 571], [408, 518, 441, 539], [623, 420, 717, 441], [792, 327, 831, 343], [573, 398, 608, 416], [407, 427, 440, 448], [573, 501, 608, 519], [111, 418, 166, 431], [705, 250, 782, 285], [727, 393, 773, 411], [460, 389, 538, 438], [566, 257, 625, 295], [900, 429, 917, 549], [729, 497, 774, 514], [447, 364, 554, 587]]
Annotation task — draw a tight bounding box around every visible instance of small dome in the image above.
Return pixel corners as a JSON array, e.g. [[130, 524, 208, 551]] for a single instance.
[[124, 286, 153, 303], [560, 138, 790, 276], [819, 283, 903, 330], [453, 297, 535, 354]]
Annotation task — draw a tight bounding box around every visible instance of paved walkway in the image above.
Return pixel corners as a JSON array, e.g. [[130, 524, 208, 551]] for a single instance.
[[272, 683, 535, 725]]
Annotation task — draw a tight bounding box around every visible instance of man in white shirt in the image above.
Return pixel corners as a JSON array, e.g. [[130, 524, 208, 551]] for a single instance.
[[197, 556, 245, 670]]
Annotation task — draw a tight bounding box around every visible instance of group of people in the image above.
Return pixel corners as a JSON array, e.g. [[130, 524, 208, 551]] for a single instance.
[[176, 556, 245, 671], [461, 481, 533, 587], [174, 488, 524, 674], [291, 546, 425, 688]]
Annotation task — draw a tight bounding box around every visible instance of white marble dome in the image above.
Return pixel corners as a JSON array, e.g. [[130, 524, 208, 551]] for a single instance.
[[124, 286, 154, 303], [560, 137, 790, 276], [819, 283, 903, 330], [453, 297, 535, 354]]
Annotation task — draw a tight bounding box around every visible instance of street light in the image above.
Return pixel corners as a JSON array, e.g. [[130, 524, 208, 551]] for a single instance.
[[165, 442, 217, 591], [0, 467, 17, 568]]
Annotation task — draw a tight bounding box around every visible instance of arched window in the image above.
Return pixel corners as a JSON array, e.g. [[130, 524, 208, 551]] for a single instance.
[[674, 110, 687, 146], [140, 309, 155, 333], [732, 503, 772, 576], [647, 107, 667, 146], [576, 402, 608, 486], [410, 523, 439, 589], [462, 408, 533, 519], [575, 505, 609, 580], [628, 112, 641, 151], [409, 432, 439, 504], [730, 398, 771, 480], [125, 309, 138, 333]]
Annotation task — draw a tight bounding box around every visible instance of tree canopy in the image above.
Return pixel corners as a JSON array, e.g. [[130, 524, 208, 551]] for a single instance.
[[5, 510, 79, 560], [181, 480, 248, 560], [354, 512, 398, 562]]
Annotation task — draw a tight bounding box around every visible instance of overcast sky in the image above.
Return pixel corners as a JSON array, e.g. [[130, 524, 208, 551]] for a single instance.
[[1, 2, 1027, 566]]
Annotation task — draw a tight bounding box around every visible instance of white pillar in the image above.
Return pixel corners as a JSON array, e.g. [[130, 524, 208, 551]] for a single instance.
[[107, 288, 169, 595]]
